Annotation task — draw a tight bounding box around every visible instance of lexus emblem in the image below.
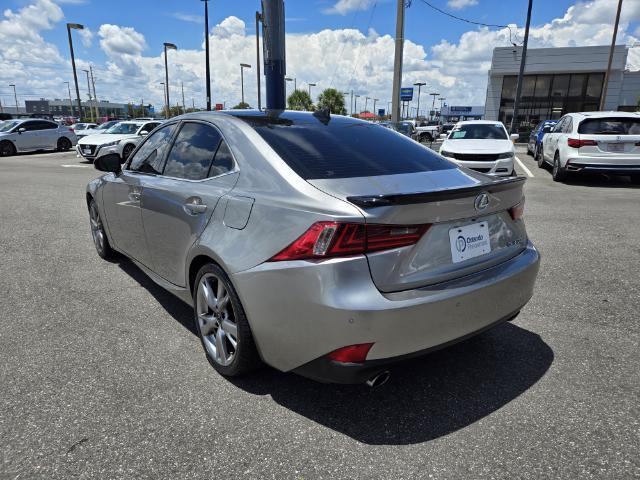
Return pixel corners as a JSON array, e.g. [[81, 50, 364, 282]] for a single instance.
[[474, 193, 490, 211]]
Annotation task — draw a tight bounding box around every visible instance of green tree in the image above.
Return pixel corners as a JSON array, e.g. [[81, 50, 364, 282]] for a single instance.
[[232, 102, 251, 109], [287, 89, 314, 111], [317, 88, 347, 115]]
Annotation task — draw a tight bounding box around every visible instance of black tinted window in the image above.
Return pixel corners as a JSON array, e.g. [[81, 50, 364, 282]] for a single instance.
[[164, 122, 221, 180], [578, 117, 640, 135], [209, 140, 234, 177], [22, 121, 42, 131], [129, 123, 177, 174], [242, 115, 453, 179], [450, 124, 507, 140]]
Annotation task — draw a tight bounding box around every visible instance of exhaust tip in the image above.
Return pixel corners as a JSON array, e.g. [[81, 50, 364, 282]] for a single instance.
[[366, 370, 390, 388]]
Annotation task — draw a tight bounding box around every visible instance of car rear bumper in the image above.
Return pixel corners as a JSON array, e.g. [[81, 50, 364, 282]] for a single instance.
[[451, 158, 514, 176], [566, 156, 640, 175], [232, 242, 540, 382]]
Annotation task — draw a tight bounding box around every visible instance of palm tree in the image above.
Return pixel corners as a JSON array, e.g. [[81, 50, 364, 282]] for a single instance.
[[287, 90, 314, 111], [317, 88, 347, 115], [232, 102, 251, 109]]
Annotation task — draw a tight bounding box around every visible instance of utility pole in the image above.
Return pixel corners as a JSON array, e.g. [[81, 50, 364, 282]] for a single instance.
[[160, 82, 167, 117], [0, 98, 3, 113], [373, 98, 379, 117], [600, 0, 623, 111], [66, 23, 84, 120], [429, 92, 440, 122], [192, 98, 195, 110], [141, 97, 145, 117], [90, 66, 99, 121], [364, 96, 370, 113], [82, 70, 93, 122], [354, 94, 360, 115], [262, 0, 287, 111], [256, 11, 262, 110], [308, 83, 316, 99], [510, 0, 533, 134], [202, 0, 212, 111], [181, 81, 186, 114], [240, 63, 251, 105], [350, 90, 354, 115], [391, 0, 406, 122], [163, 42, 177, 118], [64, 82, 73, 117], [9, 84, 18, 113], [439, 97, 446, 124], [413, 82, 426, 121]]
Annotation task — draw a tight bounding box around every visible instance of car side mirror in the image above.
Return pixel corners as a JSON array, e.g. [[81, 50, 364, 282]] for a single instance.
[[510, 133, 519, 141], [94, 153, 122, 173], [139, 130, 149, 136], [17, 127, 26, 134]]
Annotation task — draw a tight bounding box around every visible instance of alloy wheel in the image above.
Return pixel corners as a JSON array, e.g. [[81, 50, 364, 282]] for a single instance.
[[89, 202, 106, 255], [123, 144, 134, 159], [0, 141, 15, 157], [196, 273, 238, 367]]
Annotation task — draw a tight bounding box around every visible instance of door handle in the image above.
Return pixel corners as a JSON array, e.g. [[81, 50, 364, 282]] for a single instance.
[[183, 197, 207, 215]]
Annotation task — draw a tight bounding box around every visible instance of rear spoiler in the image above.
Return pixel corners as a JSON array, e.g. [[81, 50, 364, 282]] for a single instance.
[[347, 176, 526, 208]]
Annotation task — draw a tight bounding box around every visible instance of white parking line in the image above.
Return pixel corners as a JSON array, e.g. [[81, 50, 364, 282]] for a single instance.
[[515, 156, 534, 178], [61, 164, 90, 168]]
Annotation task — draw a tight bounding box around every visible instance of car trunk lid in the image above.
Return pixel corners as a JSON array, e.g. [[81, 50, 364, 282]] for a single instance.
[[308, 169, 528, 292]]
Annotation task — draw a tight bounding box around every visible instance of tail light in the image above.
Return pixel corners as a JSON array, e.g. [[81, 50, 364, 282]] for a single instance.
[[327, 343, 374, 363], [567, 138, 597, 148], [269, 221, 430, 261], [509, 199, 525, 221]]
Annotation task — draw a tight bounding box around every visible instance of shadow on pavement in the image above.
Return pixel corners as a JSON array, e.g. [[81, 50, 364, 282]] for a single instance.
[[535, 163, 639, 189], [115, 257, 553, 445]]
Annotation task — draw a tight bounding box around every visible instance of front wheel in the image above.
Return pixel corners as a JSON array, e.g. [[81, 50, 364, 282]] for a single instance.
[[193, 263, 262, 377], [122, 143, 135, 161], [552, 152, 567, 182], [0, 140, 16, 157], [535, 145, 545, 168], [89, 199, 115, 260]]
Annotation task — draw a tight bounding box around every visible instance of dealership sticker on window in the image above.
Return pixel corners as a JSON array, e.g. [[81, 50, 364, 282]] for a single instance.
[[449, 222, 491, 263], [451, 131, 467, 139]]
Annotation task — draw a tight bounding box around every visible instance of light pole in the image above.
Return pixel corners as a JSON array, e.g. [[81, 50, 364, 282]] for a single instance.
[[255, 11, 262, 110], [373, 98, 379, 117], [240, 63, 251, 106], [9, 84, 18, 114], [64, 81, 74, 117], [429, 92, 440, 122], [285, 77, 296, 91], [159, 82, 167, 118], [308, 83, 316, 99], [81, 70, 93, 122], [342, 92, 350, 115], [391, 0, 405, 122], [414, 82, 426, 121], [364, 96, 370, 113], [181, 81, 186, 114], [600, 0, 623, 111], [66, 23, 84, 120], [202, 0, 211, 111], [354, 94, 360, 115], [438, 97, 446, 124], [163, 42, 177, 118]]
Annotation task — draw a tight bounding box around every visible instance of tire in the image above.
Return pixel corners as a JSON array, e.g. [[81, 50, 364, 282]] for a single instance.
[[89, 199, 115, 260], [57, 137, 72, 151], [0, 140, 16, 157], [535, 144, 545, 168], [122, 143, 135, 161], [526, 145, 533, 156], [630, 174, 640, 185], [193, 263, 262, 377], [552, 152, 567, 182]]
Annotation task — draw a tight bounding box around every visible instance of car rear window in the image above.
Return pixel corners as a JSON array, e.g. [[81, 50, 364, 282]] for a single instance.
[[578, 117, 640, 135], [240, 115, 454, 179], [450, 124, 507, 140]]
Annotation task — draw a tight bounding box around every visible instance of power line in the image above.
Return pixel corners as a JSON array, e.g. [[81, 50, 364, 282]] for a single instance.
[[347, 1, 378, 93], [416, 0, 511, 28], [329, 8, 361, 88]]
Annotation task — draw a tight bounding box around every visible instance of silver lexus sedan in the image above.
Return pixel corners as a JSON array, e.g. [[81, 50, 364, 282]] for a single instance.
[[86, 110, 540, 386]]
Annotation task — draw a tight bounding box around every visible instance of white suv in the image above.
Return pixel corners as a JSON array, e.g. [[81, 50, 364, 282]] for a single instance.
[[77, 120, 162, 162], [537, 111, 640, 183]]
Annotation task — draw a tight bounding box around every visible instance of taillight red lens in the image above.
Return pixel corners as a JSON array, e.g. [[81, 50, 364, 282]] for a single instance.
[[567, 138, 597, 148], [269, 222, 430, 261], [509, 199, 525, 221], [327, 343, 374, 363]]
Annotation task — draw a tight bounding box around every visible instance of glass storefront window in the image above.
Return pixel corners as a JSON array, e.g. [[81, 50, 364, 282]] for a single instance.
[[568, 74, 586, 97]]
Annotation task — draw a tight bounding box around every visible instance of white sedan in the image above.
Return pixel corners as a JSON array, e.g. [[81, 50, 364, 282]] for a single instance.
[[0, 118, 77, 156], [439, 121, 519, 176], [76, 120, 163, 162]]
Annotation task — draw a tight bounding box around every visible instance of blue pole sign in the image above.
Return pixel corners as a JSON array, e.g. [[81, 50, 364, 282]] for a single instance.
[[400, 87, 413, 101], [378, 108, 385, 117]]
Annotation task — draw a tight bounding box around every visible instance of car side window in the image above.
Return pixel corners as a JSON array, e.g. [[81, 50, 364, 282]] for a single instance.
[[163, 122, 222, 180], [554, 118, 565, 133], [208, 139, 234, 177], [21, 121, 39, 131], [128, 123, 177, 175], [141, 122, 160, 134], [564, 118, 573, 133]]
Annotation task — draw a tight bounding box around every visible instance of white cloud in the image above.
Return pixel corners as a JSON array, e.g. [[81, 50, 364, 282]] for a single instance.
[[447, 0, 478, 9], [324, 0, 377, 15], [172, 12, 203, 24], [98, 24, 147, 57], [78, 27, 93, 47]]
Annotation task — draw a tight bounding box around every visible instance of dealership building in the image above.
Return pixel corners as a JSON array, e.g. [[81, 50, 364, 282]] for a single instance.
[[23, 99, 154, 118], [484, 45, 640, 128], [439, 105, 485, 123]]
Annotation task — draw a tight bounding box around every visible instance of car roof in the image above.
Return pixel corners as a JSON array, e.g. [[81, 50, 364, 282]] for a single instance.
[[455, 120, 505, 126], [570, 111, 640, 118]]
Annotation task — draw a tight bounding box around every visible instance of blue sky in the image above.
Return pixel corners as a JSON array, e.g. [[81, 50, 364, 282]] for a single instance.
[[1, 0, 639, 110]]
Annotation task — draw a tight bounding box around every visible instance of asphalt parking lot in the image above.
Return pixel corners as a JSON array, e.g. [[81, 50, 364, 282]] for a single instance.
[[1, 147, 639, 479]]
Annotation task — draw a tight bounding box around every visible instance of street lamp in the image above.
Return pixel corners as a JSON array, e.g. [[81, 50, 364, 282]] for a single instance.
[[66, 23, 84, 120], [159, 82, 167, 118], [8, 84, 18, 113], [64, 81, 74, 117], [163, 42, 177, 118], [285, 77, 296, 91], [240, 63, 251, 106], [373, 98, 379, 117], [414, 82, 426, 121], [201, 0, 211, 111], [354, 94, 360, 114], [364, 96, 370, 113], [308, 83, 316, 99], [438, 97, 446, 123], [429, 92, 440, 122]]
